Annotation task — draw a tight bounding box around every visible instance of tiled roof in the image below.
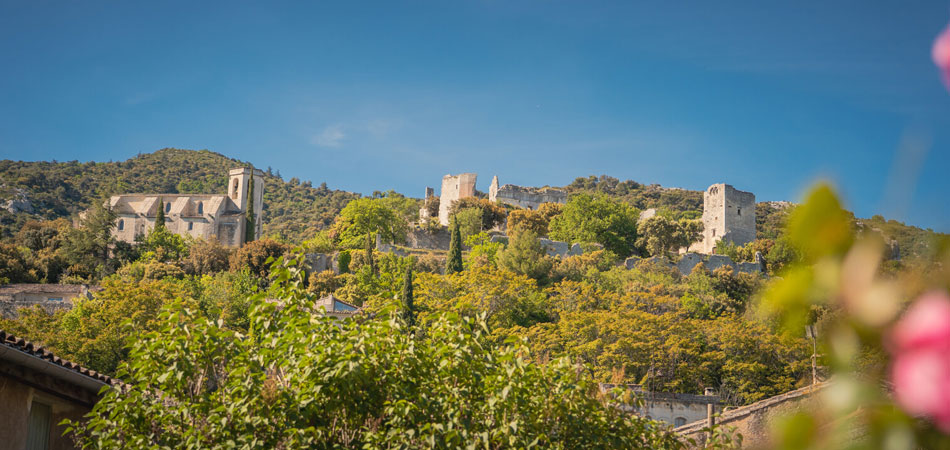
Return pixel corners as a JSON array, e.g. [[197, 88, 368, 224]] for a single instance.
[[0, 329, 118, 387], [0, 284, 100, 295]]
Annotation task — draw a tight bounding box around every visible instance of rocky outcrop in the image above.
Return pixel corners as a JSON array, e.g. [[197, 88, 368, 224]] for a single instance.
[[1, 188, 33, 214]]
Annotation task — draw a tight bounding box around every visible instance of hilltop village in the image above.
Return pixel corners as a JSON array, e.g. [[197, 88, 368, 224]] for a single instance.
[[0, 150, 940, 449]]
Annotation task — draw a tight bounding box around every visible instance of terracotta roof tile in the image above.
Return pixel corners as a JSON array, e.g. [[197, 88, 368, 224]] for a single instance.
[[0, 329, 118, 387]]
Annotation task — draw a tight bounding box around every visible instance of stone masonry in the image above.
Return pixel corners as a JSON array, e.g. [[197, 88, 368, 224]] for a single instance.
[[699, 183, 756, 254], [488, 176, 567, 210], [438, 173, 477, 226], [110, 167, 264, 247]]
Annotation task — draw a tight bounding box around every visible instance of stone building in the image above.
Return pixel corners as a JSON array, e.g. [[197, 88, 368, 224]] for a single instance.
[[0, 284, 100, 319], [699, 183, 755, 254], [0, 329, 119, 450], [109, 168, 264, 247], [438, 173, 477, 226], [600, 384, 719, 427], [488, 176, 567, 210]]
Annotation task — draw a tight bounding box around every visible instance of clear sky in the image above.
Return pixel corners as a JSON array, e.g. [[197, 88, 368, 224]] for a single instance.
[[1, 1, 949, 231]]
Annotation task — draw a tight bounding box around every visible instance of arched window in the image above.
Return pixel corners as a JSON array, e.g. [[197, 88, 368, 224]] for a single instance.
[[165, 202, 171, 213], [737, 207, 741, 216], [118, 219, 124, 231], [188, 222, 194, 231], [232, 179, 239, 199], [674, 417, 687, 427], [197, 201, 204, 215]]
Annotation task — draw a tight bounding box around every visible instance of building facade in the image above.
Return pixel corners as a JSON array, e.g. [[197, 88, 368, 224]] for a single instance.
[[0, 330, 118, 450], [109, 168, 264, 247], [699, 183, 756, 254]]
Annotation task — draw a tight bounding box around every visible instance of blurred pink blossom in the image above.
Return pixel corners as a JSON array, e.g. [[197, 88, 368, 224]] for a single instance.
[[935, 26, 950, 88], [890, 291, 950, 432]]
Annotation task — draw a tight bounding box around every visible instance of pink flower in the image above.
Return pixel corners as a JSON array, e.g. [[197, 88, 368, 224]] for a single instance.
[[935, 26, 950, 88], [890, 291, 950, 432]]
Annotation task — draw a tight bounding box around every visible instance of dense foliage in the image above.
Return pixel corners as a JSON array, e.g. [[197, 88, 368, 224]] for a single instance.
[[65, 258, 691, 449]]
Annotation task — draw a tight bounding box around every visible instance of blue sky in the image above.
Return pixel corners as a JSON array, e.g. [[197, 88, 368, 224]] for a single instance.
[[1, 1, 949, 231]]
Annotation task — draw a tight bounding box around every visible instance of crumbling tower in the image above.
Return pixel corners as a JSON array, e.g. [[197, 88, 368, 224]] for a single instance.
[[438, 173, 477, 226], [700, 183, 755, 254]]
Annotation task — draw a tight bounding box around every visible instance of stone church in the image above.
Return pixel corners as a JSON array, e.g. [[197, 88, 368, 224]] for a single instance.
[[109, 168, 264, 247]]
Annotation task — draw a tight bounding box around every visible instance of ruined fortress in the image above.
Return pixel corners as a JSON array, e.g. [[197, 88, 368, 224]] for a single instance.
[[488, 176, 568, 210], [426, 172, 569, 226], [423, 173, 756, 256], [110, 167, 264, 247], [698, 183, 756, 253]]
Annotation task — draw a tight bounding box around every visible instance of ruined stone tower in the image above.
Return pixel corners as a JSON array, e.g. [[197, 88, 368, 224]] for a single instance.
[[699, 183, 755, 254], [438, 173, 477, 225]]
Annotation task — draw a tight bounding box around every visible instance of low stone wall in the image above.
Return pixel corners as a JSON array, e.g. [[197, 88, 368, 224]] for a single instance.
[[676, 383, 829, 448], [406, 227, 452, 251], [625, 253, 765, 276]]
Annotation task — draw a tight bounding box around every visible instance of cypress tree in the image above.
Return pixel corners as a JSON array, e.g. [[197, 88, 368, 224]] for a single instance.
[[365, 232, 376, 275], [446, 217, 463, 274], [401, 262, 416, 329], [245, 173, 255, 244], [154, 197, 166, 232]]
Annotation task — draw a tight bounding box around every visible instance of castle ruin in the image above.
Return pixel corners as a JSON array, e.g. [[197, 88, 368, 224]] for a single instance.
[[699, 183, 755, 254], [110, 167, 264, 247], [438, 173, 477, 225], [488, 176, 567, 210]]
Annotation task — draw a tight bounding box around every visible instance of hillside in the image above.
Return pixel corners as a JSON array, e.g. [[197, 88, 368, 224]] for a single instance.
[[0, 148, 359, 243], [1, 149, 943, 258]]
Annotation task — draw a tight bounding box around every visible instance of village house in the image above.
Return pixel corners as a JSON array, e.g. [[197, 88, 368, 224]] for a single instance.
[[0, 329, 119, 450]]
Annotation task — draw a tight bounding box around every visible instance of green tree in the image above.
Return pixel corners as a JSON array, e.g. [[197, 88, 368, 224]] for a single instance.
[[154, 196, 166, 232], [229, 238, 291, 281], [449, 197, 507, 231], [450, 207, 483, 241], [401, 262, 416, 329], [636, 215, 679, 257], [330, 198, 409, 248], [445, 218, 463, 274], [245, 174, 256, 243], [0, 242, 37, 283], [497, 229, 554, 282], [507, 202, 562, 236], [549, 193, 639, 258], [181, 238, 232, 276], [60, 198, 118, 281], [67, 258, 691, 449], [365, 232, 377, 275]]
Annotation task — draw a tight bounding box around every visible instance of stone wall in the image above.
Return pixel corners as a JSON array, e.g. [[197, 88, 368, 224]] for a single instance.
[[625, 253, 765, 276], [406, 226, 452, 250], [438, 173, 477, 226], [700, 184, 756, 254], [677, 383, 830, 448], [601, 384, 717, 427], [488, 176, 567, 210]]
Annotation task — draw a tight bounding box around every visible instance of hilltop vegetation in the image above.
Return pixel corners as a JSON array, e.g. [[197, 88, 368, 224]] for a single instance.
[[0, 148, 358, 243], [1, 149, 943, 260]]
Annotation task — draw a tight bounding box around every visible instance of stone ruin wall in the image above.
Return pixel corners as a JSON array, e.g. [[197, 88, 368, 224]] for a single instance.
[[700, 184, 756, 254], [488, 175, 567, 210], [438, 173, 477, 226], [624, 252, 766, 277]]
